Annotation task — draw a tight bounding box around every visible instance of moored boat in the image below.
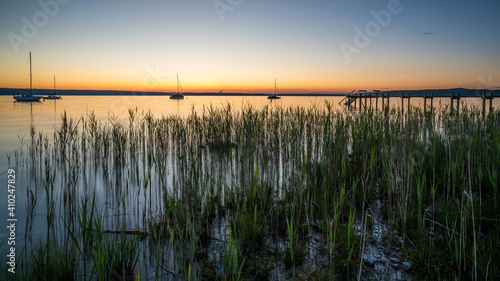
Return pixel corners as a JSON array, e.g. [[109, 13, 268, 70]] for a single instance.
[[267, 79, 281, 99], [13, 52, 42, 102], [43, 76, 62, 100], [170, 73, 185, 99]]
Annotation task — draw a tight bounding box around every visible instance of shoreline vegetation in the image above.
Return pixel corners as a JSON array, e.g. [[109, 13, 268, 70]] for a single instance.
[[2, 103, 499, 280], [1, 87, 499, 97]]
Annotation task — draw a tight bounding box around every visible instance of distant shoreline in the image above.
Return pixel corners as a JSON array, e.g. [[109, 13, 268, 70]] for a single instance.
[[1, 88, 499, 98]]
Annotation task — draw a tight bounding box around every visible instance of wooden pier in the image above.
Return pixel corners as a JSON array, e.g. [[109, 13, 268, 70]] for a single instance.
[[450, 92, 461, 113], [423, 93, 434, 111], [482, 92, 494, 112], [340, 90, 496, 113]]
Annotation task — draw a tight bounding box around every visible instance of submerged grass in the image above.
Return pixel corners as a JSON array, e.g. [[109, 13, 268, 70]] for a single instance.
[[94, 233, 142, 281], [9, 102, 500, 280]]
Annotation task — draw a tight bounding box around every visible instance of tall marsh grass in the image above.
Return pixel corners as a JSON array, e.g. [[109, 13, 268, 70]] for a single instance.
[[6, 102, 499, 280]]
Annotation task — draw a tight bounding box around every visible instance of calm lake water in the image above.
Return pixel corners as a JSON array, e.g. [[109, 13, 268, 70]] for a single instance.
[[0, 94, 496, 160], [0, 95, 348, 259], [0, 94, 497, 208], [0, 94, 497, 278]]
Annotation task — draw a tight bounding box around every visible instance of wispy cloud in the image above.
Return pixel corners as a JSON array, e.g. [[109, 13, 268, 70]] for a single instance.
[[422, 32, 434, 35]]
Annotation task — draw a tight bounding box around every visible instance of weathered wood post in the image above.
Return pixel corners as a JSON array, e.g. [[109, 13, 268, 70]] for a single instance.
[[450, 92, 454, 111], [374, 90, 380, 110], [359, 90, 366, 111], [358, 92, 361, 110], [456, 93, 461, 115], [482, 92, 486, 113], [489, 92, 493, 112], [358, 91, 361, 110], [430, 93, 434, 111], [357, 91, 360, 110], [424, 93, 427, 111], [401, 94, 404, 113], [407, 94, 411, 112]]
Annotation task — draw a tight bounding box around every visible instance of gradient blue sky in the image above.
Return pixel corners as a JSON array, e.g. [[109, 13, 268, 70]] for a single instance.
[[1, 0, 499, 93]]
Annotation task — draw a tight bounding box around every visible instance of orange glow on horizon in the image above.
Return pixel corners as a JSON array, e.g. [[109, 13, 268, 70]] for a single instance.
[[0, 57, 491, 94], [2, 79, 485, 94]]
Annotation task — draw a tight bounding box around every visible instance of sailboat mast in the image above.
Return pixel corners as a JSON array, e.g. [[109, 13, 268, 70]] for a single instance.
[[177, 73, 180, 94], [275, 79, 277, 95], [29, 52, 32, 95], [54, 76, 56, 95]]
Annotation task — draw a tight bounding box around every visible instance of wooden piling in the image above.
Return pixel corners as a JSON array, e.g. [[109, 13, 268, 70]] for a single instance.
[[401, 94, 404, 112], [450, 92, 461, 113], [482, 92, 486, 113], [450, 92, 455, 111], [489, 92, 493, 112], [374, 90, 380, 110], [358, 90, 367, 110]]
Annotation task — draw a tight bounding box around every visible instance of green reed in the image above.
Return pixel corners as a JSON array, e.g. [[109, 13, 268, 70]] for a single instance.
[[13, 101, 500, 280]]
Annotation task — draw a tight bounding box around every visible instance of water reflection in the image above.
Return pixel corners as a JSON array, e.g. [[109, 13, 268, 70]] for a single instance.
[[0, 94, 498, 278]]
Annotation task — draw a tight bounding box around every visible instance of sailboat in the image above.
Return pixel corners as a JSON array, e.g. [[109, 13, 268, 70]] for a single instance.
[[43, 76, 62, 100], [13, 52, 42, 102], [267, 79, 281, 99], [170, 73, 184, 99]]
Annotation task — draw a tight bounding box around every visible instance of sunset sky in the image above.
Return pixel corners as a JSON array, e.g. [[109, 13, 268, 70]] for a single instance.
[[1, 0, 499, 94]]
